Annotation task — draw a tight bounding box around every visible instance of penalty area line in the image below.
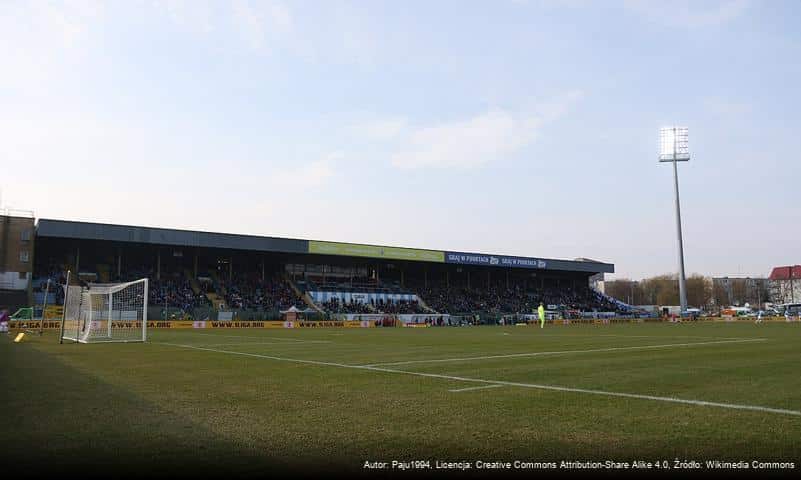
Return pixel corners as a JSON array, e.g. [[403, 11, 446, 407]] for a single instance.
[[359, 338, 768, 367], [158, 342, 801, 417], [192, 340, 332, 347], [449, 384, 504, 393], [167, 332, 312, 342]]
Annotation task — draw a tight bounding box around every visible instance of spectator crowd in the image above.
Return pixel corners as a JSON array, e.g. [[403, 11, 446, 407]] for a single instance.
[[31, 261, 625, 317], [149, 277, 210, 311], [220, 274, 306, 311], [417, 285, 621, 315]]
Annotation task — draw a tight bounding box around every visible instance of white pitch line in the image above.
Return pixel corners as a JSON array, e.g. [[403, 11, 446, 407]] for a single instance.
[[359, 338, 767, 367], [170, 332, 310, 342], [373, 367, 801, 417], [159, 342, 801, 417], [193, 341, 331, 347], [160, 343, 355, 368], [449, 384, 504, 393], [587, 334, 746, 340], [515, 333, 748, 340]]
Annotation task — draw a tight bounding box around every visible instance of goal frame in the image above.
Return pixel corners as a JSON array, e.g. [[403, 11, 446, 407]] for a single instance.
[[60, 273, 148, 344]]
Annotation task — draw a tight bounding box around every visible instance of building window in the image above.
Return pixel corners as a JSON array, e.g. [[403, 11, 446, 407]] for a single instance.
[[20, 251, 29, 263], [21, 229, 31, 241]]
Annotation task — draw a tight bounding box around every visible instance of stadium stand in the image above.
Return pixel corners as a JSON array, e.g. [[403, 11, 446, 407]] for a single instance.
[[216, 273, 306, 311], [319, 298, 373, 314], [414, 284, 621, 316], [31, 219, 622, 321], [31, 261, 627, 318], [592, 288, 634, 314], [372, 298, 429, 314], [149, 276, 211, 311]]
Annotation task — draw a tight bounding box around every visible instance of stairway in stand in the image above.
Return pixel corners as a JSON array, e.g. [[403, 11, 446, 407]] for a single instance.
[[415, 295, 437, 314], [285, 275, 324, 314], [185, 269, 201, 295], [211, 271, 227, 297], [205, 291, 224, 310], [96, 264, 111, 283]]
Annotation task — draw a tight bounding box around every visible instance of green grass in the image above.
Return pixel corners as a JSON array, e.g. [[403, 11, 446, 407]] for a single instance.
[[3, 322, 800, 476]]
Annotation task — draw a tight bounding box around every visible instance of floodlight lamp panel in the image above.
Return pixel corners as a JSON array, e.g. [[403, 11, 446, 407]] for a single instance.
[[659, 126, 690, 162]]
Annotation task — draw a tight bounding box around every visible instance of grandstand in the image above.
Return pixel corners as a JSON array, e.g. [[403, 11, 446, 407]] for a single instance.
[[31, 218, 618, 322]]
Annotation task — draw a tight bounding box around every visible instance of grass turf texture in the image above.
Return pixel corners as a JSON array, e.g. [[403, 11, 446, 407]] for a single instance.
[[2, 322, 800, 476]]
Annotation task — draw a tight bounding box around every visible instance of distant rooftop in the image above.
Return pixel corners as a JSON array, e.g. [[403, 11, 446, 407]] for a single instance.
[[769, 265, 801, 281], [0, 208, 34, 218]]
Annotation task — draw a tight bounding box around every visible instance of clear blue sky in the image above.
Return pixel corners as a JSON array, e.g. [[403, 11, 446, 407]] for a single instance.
[[1, 0, 799, 280]]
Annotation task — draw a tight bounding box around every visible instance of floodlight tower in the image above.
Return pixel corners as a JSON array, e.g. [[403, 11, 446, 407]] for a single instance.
[[659, 127, 690, 314]]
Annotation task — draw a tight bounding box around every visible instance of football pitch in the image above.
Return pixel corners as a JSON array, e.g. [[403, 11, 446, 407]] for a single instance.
[[3, 322, 800, 476]]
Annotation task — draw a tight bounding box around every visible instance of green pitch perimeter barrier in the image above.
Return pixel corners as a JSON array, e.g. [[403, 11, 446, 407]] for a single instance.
[[9, 307, 33, 320]]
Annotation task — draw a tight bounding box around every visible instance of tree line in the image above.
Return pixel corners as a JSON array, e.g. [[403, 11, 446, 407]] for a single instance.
[[604, 275, 770, 310]]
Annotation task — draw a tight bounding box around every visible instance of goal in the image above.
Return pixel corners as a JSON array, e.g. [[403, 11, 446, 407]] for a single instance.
[[60, 278, 148, 343]]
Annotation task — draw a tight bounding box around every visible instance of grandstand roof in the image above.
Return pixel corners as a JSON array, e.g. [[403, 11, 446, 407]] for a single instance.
[[35, 218, 614, 274], [769, 265, 801, 280]]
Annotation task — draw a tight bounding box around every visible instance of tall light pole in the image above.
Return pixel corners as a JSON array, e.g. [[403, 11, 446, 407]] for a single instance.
[[660, 127, 689, 314]]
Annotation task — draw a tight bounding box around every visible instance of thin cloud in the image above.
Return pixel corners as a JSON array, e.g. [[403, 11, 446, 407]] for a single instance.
[[389, 91, 584, 170], [160, 0, 215, 33], [271, 154, 341, 188], [703, 97, 752, 117], [0, 0, 102, 92], [231, 0, 293, 50], [351, 118, 408, 141], [390, 110, 538, 170], [623, 0, 750, 28]]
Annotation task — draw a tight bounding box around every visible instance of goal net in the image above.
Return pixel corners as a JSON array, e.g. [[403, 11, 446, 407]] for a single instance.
[[61, 278, 148, 343]]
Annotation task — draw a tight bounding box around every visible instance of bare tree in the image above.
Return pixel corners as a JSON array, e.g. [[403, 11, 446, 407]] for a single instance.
[[712, 280, 729, 309], [604, 279, 638, 304], [686, 274, 712, 309], [638, 274, 680, 306], [605, 274, 743, 311]]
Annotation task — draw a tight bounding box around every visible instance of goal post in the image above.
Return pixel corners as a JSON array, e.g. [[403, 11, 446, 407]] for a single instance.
[[61, 277, 148, 344]]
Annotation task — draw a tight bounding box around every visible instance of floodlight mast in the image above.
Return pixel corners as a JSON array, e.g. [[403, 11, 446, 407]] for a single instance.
[[659, 127, 689, 315]]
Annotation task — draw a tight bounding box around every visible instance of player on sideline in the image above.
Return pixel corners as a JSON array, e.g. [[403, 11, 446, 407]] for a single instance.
[[755, 310, 763, 324], [538, 302, 545, 329]]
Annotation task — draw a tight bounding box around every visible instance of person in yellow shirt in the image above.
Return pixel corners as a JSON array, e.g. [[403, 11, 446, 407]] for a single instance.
[[538, 302, 545, 329]]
